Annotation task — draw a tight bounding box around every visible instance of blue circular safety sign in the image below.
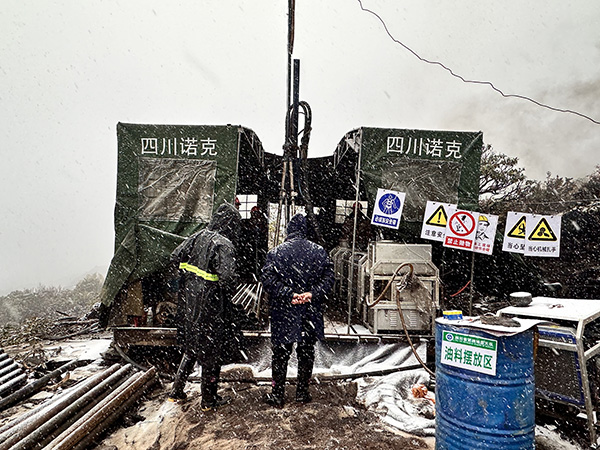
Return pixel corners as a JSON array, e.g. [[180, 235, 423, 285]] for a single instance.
[[378, 193, 401, 215]]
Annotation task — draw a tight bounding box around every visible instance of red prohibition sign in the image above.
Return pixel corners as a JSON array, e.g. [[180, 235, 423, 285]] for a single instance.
[[449, 211, 476, 236]]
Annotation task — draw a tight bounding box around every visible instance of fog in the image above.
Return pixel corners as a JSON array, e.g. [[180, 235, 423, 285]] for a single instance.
[[1, 0, 599, 294]]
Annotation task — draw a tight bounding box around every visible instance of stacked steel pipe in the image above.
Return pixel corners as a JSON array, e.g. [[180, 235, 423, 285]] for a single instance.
[[230, 282, 263, 329], [0, 350, 27, 399], [0, 363, 157, 450], [0, 359, 82, 411]]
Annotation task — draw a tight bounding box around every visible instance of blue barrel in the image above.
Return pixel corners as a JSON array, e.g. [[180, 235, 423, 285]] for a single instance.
[[435, 321, 535, 449]]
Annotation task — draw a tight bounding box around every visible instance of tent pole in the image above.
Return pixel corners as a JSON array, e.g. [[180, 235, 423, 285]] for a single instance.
[[347, 131, 362, 334], [469, 252, 475, 316]]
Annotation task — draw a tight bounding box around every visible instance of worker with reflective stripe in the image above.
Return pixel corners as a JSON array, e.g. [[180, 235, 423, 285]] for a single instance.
[[168, 202, 243, 410]]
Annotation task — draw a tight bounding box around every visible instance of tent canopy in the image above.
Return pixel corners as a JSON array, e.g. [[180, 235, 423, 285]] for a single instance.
[[332, 127, 483, 237], [100, 123, 265, 306]]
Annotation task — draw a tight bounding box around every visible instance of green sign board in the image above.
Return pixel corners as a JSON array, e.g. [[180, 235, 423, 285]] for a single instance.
[[101, 123, 254, 306], [349, 127, 483, 222], [441, 330, 497, 376]]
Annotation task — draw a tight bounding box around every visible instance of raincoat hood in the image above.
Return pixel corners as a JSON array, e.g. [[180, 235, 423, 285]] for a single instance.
[[208, 202, 242, 242], [286, 213, 307, 240]]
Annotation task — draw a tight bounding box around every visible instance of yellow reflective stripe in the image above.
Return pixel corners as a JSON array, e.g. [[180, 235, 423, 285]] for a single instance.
[[179, 262, 219, 281]]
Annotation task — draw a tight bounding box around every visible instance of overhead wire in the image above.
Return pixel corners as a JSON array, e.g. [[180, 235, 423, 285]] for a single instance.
[[356, 0, 600, 126]]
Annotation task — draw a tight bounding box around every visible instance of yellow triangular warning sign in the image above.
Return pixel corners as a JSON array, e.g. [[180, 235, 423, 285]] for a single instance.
[[426, 205, 448, 228], [528, 218, 558, 241], [507, 216, 527, 239]]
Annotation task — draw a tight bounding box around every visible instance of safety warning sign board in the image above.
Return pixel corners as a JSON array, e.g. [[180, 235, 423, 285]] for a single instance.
[[503, 212, 561, 257], [502, 212, 527, 254], [525, 214, 561, 257], [421, 201, 456, 242], [443, 209, 477, 250], [371, 188, 405, 229], [473, 213, 499, 255]]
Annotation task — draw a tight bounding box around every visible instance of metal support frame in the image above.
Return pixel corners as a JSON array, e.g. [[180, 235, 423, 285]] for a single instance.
[[500, 297, 600, 447], [346, 129, 363, 334], [363, 259, 439, 335], [112, 327, 427, 348]]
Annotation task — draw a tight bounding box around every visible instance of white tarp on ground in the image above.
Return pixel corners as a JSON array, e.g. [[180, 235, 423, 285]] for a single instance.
[[357, 370, 435, 436]]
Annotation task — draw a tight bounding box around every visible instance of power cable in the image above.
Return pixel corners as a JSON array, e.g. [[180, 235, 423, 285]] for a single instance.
[[357, 0, 600, 125]]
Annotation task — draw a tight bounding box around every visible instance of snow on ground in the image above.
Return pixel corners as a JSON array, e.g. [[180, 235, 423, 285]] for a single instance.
[[1, 332, 590, 449]]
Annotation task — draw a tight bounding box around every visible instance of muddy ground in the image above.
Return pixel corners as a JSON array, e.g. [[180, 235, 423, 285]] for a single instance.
[[96, 375, 586, 450], [98, 378, 434, 450]]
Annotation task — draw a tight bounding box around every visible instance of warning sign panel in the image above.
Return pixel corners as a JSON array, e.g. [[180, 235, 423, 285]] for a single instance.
[[507, 215, 527, 239], [528, 217, 558, 241], [473, 213, 499, 255], [371, 189, 405, 229], [503, 212, 562, 257], [421, 201, 455, 242], [502, 212, 527, 254], [443, 209, 477, 250], [525, 215, 561, 257], [427, 204, 449, 227]]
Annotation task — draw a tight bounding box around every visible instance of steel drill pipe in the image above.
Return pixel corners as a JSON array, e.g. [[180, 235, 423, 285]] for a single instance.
[[0, 374, 27, 398], [0, 364, 123, 446], [70, 373, 158, 450], [0, 364, 123, 437], [0, 368, 24, 386], [70, 374, 157, 450], [0, 363, 20, 379], [0, 358, 83, 411], [0, 353, 9, 363], [0, 364, 131, 450], [32, 372, 145, 450], [1, 364, 133, 450], [44, 372, 145, 450], [46, 367, 157, 450], [0, 359, 14, 371]]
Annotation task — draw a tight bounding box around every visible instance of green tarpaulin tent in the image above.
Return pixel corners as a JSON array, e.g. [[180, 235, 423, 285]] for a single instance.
[[100, 123, 266, 309], [333, 127, 483, 228]]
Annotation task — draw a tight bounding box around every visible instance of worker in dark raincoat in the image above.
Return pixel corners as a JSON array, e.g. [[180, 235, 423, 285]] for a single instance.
[[168, 202, 243, 410], [261, 213, 334, 407]]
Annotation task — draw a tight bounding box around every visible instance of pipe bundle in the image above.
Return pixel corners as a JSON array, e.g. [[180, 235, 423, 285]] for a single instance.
[[0, 363, 157, 450], [0, 351, 27, 399]]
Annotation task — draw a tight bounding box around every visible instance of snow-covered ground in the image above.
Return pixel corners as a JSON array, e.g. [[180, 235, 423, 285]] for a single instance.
[[1, 332, 589, 449]]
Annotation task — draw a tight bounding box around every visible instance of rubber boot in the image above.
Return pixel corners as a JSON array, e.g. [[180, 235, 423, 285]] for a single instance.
[[264, 383, 285, 408], [264, 344, 291, 408], [295, 342, 314, 403], [168, 353, 195, 402], [201, 365, 228, 411]]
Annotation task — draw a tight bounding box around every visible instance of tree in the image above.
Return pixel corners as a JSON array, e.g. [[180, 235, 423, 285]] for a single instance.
[[478, 144, 532, 213], [574, 164, 600, 204], [517, 172, 578, 214]]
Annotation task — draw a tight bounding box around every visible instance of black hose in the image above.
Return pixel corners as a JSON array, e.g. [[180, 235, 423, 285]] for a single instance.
[[366, 263, 436, 378]]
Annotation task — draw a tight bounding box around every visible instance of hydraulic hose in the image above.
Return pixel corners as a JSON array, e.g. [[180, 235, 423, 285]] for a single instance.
[[366, 262, 435, 378]]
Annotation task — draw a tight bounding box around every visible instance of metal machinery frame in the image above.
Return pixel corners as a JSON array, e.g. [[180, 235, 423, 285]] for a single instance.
[[333, 241, 439, 335], [499, 297, 600, 447], [360, 241, 439, 334]]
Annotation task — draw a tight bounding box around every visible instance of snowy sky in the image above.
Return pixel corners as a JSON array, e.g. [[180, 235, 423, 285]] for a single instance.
[[1, 0, 599, 294]]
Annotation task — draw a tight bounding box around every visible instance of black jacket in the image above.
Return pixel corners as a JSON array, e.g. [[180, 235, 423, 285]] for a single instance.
[[262, 214, 334, 345], [172, 203, 243, 365]]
